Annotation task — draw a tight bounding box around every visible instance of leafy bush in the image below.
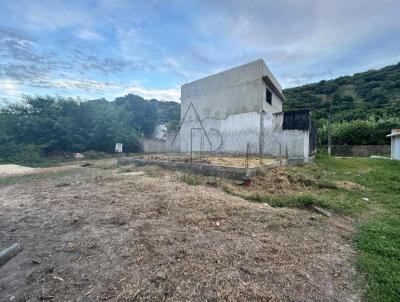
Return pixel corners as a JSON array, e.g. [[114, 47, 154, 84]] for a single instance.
[[0, 141, 43, 164], [0, 94, 179, 164], [317, 117, 400, 145]]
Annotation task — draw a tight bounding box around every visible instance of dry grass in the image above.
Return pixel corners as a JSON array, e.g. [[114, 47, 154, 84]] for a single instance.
[[0, 162, 360, 301], [335, 180, 366, 191], [202, 156, 276, 168], [222, 168, 316, 197]]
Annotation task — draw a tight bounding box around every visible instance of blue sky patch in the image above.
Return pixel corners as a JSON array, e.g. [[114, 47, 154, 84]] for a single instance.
[[0, 0, 399, 103]]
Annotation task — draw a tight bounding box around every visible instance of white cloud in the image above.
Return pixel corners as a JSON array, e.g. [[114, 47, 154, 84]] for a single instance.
[[41, 79, 120, 91], [1, 0, 399, 98], [0, 1, 87, 31], [192, 0, 400, 87], [75, 29, 104, 41], [122, 85, 180, 102], [0, 75, 181, 102], [200, 0, 400, 49], [0, 79, 22, 97]]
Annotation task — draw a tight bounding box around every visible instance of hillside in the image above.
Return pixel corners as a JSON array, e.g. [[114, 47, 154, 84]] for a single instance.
[[283, 62, 400, 122]]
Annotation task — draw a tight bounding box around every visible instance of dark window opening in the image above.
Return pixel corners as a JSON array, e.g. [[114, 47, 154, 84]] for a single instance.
[[266, 89, 272, 105]]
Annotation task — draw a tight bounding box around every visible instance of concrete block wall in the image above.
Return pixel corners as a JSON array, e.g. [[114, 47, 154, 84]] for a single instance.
[[181, 59, 283, 121], [142, 138, 166, 153], [118, 157, 288, 180], [181, 61, 262, 121]]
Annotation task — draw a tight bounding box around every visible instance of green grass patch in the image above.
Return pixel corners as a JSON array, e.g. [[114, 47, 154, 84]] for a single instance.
[[354, 214, 400, 301], [0, 169, 78, 186], [244, 193, 329, 209], [5, 156, 76, 168], [287, 173, 338, 189], [232, 190, 362, 215], [310, 154, 400, 301], [179, 173, 203, 186], [117, 166, 136, 173], [225, 154, 400, 300]]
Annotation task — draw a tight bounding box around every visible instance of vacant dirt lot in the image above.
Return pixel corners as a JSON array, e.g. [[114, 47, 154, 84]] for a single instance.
[[0, 160, 360, 301]]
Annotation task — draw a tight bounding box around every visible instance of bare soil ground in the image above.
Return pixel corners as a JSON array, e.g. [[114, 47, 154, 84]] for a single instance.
[[0, 160, 360, 301]]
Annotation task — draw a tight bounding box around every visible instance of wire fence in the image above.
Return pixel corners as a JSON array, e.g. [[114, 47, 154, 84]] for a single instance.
[[139, 140, 286, 169], [141, 103, 289, 167]]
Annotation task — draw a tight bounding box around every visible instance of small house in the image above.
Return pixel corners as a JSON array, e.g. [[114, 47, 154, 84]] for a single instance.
[[387, 129, 400, 160]]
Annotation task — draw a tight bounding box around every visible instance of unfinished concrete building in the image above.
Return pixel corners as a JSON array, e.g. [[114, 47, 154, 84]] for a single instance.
[[169, 59, 316, 162]]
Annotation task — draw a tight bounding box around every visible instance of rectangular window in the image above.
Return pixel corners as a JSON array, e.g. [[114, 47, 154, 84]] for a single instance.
[[266, 89, 272, 105]]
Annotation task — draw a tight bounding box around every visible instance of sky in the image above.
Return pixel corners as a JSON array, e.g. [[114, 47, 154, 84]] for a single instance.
[[0, 0, 399, 104]]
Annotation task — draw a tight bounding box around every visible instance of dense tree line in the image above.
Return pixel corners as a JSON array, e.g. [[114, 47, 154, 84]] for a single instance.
[[0, 94, 180, 163]]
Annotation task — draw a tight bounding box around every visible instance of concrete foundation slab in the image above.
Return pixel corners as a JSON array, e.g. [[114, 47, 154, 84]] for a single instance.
[[117, 157, 287, 179]]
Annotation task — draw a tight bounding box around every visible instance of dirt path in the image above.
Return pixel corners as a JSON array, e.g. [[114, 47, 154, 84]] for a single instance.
[[0, 162, 360, 301], [0, 164, 36, 176], [0, 163, 82, 177]]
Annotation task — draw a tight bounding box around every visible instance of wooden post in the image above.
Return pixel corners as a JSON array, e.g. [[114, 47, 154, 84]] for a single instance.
[[190, 128, 193, 162], [328, 107, 332, 156]]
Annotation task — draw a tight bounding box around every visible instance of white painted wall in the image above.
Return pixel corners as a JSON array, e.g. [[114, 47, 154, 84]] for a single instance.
[[261, 113, 309, 160], [393, 136, 400, 160], [175, 110, 311, 161], [388, 130, 400, 160]]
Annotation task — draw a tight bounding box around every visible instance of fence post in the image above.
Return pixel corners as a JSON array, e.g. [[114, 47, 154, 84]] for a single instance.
[[245, 142, 250, 169], [259, 112, 264, 165]]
